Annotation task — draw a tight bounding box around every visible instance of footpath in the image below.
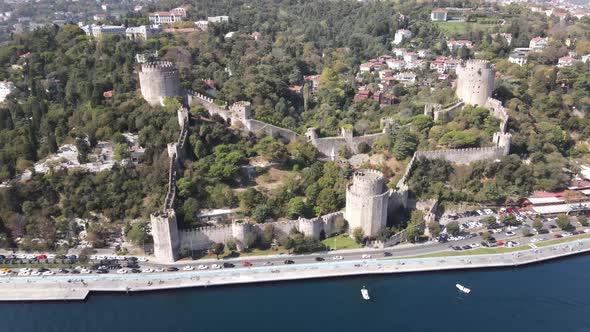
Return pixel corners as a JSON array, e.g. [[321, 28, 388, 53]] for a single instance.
[[0, 237, 588, 301]]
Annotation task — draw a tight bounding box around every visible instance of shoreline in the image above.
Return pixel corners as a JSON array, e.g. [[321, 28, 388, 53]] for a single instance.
[[1, 238, 589, 302]]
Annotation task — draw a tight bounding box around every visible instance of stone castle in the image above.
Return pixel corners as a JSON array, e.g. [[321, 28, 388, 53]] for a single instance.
[[456, 60, 495, 107], [139, 61, 181, 106], [147, 59, 513, 262]]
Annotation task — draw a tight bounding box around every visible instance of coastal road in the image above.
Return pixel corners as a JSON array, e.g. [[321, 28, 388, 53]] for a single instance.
[[141, 227, 581, 270]]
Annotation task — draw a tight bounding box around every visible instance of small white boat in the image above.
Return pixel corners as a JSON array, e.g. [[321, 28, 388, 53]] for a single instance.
[[361, 286, 370, 300], [456, 284, 471, 294]]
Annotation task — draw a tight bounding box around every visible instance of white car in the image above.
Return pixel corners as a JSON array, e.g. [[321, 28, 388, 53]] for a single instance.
[[197, 265, 208, 270], [19, 268, 31, 273], [505, 231, 516, 236], [562, 232, 572, 237], [80, 268, 92, 274], [506, 241, 520, 248], [117, 269, 128, 274], [183, 266, 195, 271], [530, 238, 540, 243], [492, 228, 503, 234], [361, 254, 371, 259], [507, 226, 519, 231], [16, 254, 26, 259], [0, 271, 9, 276], [484, 209, 494, 215], [155, 268, 166, 272], [332, 256, 343, 260], [31, 271, 41, 276], [47, 254, 56, 259], [211, 264, 222, 269], [18, 271, 30, 276], [584, 229, 590, 234], [42, 271, 54, 276], [138, 257, 148, 262], [476, 210, 484, 216], [142, 268, 154, 273], [470, 243, 480, 248]]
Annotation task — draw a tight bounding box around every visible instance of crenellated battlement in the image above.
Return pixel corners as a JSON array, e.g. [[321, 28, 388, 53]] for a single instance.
[[140, 61, 177, 72], [139, 61, 181, 106]]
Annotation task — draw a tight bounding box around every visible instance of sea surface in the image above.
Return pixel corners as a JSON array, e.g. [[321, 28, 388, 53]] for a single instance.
[[3, 254, 590, 332]]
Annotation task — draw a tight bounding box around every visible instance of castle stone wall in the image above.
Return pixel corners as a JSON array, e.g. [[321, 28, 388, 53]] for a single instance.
[[150, 210, 180, 262], [176, 212, 344, 251], [246, 119, 300, 142], [139, 61, 181, 106], [415, 146, 506, 165]]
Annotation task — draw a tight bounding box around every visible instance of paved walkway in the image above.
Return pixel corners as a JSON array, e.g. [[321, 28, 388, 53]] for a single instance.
[[0, 237, 589, 301]]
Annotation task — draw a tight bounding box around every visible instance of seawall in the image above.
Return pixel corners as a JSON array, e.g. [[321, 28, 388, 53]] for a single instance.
[[1, 238, 589, 301]]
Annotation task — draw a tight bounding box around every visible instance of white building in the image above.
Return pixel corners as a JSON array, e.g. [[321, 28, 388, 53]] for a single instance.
[[0, 81, 16, 102], [557, 56, 576, 67], [126, 25, 161, 40], [394, 72, 416, 84], [509, 52, 528, 66], [135, 51, 158, 63], [490, 32, 512, 45], [195, 20, 209, 31], [208, 15, 229, 23], [386, 59, 405, 71], [82, 24, 125, 37], [403, 52, 418, 62], [149, 11, 183, 24], [582, 54, 590, 63], [529, 37, 548, 51], [447, 39, 473, 51], [431, 8, 448, 21], [393, 29, 412, 45]]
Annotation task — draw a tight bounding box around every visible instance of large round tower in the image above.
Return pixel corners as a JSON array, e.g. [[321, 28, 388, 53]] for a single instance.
[[139, 61, 181, 106], [345, 169, 389, 237], [456, 60, 495, 107]]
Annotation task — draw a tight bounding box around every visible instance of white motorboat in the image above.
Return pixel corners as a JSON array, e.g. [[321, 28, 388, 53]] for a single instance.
[[456, 284, 471, 294], [361, 286, 370, 300]]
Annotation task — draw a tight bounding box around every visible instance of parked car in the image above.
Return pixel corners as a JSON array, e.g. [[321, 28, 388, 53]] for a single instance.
[[505, 231, 516, 236], [242, 261, 253, 267], [553, 234, 563, 238], [166, 267, 179, 272], [223, 263, 235, 268]]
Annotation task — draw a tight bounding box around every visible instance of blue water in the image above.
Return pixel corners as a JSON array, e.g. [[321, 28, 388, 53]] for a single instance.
[[3, 255, 590, 332]]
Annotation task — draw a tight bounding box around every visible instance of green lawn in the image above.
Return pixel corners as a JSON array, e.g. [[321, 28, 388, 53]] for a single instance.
[[535, 233, 590, 248], [396, 245, 528, 259], [434, 21, 499, 36], [322, 234, 361, 250]]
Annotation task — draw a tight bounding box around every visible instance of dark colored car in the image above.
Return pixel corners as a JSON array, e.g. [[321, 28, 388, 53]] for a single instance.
[[70, 269, 81, 274], [131, 268, 141, 273], [383, 252, 392, 257], [538, 229, 549, 234], [315, 257, 325, 261], [549, 225, 557, 229], [452, 246, 462, 251], [166, 267, 179, 272], [223, 262, 235, 268], [58, 269, 70, 274], [284, 260, 295, 264], [38, 267, 49, 273], [462, 245, 472, 250], [96, 269, 109, 274], [553, 234, 563, 238]]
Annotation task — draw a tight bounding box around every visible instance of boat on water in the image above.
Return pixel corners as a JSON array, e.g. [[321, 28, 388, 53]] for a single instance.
[[361, 286, 370, 300], [456, 284, 471, 294]]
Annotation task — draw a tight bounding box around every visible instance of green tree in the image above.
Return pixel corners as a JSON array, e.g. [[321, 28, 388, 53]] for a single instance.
[[481, 231, 492, 241], [226, 239, 237, 252], [521, 226, 532, 237], [125, 221, 150, 246], [533, 218, 544, 232], [211, 242, 225, 258], [114, 143, 130, 162], [556, 214, 573, 231], [577, 215, 589, 227], [287, 197, 307, 219], [446, 221, 460, 236], [352, 227, 364, 244]]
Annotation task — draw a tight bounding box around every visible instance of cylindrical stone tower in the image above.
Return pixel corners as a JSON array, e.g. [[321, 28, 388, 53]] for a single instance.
[[345, 169, 389, 237], [456, 60, 495, 107], [139, 61, 181, 106]]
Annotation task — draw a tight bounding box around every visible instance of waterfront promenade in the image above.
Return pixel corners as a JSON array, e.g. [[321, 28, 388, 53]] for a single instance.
[[0, 237, 588, 301]]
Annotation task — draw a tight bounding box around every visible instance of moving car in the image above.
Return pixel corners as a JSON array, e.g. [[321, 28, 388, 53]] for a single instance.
[[183, 266, 195, 271], [241, 261, 253, 267], [332, 256, 343, 260], [361, 254, 372, 259], [315, 257, 325, 261], [284, 260, 295, 264], [166, 267, 179, 272], [211, 264, 222, 269]]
